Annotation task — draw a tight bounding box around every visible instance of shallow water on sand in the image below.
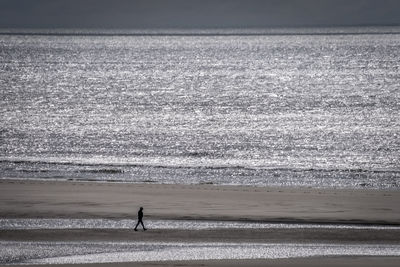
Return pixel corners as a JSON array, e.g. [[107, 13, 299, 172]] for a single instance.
[[1, 218, 399, 230], [1, 241, 400, 264]]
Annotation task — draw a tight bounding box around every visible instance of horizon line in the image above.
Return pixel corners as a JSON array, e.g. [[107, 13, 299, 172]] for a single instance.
[[1, 25, 400, 37]]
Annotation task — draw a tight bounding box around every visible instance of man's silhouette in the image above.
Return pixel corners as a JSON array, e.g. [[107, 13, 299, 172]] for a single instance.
[[134, 207, 147, 231]]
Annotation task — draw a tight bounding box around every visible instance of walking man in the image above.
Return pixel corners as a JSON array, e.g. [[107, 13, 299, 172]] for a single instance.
[[134, 207, 147, 231]]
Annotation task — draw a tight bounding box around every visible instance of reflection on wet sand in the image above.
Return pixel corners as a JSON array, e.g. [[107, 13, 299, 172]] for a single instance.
[[1, 241, 400, 265]]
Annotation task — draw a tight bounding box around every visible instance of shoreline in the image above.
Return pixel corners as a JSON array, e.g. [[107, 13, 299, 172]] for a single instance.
[[3, 176, 400, 192]]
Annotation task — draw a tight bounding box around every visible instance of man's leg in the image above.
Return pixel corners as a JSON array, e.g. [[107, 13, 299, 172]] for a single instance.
[[134, 221, 140, 231], [141, 221, 147, 230]]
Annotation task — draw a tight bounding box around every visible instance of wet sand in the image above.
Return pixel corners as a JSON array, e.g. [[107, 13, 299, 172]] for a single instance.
[[2, 228, 400, 244], [0, 179, 399, 224]]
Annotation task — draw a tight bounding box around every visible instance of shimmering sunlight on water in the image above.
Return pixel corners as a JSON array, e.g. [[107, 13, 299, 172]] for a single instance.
[[1, 29, 400, 188], [1, 218, 399, 230], [1, 241, 400, 264]]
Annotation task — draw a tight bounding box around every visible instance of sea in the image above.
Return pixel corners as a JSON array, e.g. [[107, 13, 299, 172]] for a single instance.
[[1, 27, 399, 189]]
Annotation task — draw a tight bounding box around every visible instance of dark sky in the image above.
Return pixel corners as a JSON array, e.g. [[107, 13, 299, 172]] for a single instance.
[[0, 0, 399, 29]]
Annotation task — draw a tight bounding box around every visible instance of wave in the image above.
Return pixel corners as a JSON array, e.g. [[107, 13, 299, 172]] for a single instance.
[[18, 169, 124, 174], [77, 169, 124, 174], [1, 157, 399, 174]]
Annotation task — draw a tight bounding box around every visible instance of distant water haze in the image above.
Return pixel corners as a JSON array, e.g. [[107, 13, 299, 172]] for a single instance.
[[1, 0, 400, 29], [1, 28, 399, 189]]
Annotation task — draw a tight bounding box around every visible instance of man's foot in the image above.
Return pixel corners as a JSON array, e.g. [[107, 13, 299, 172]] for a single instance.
[[144, 228, 147, 231], [134, 229, 138, 231]]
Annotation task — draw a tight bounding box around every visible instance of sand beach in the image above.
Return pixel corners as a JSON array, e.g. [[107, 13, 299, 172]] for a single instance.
[[0, 179, 399, 266], [1, 179, 399, 224]]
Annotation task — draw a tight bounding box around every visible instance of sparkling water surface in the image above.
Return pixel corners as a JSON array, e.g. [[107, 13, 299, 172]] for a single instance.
[[1, 241, 400, 264], [1, 218, 399, 230], [1, 29, 400, 189]]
